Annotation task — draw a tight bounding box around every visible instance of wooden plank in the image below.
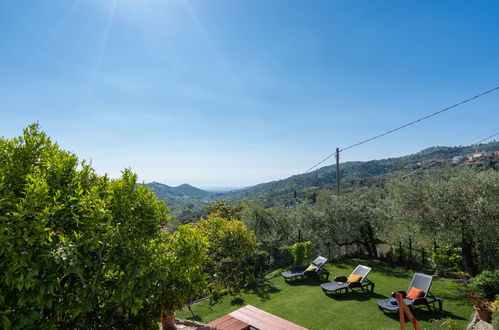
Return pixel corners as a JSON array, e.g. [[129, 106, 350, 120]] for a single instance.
[[395, 292, 420, 330], [205, 314, 250, 330], [229, 305, 307, 330], [238, 305, 298, 328], [244, 304, 304, 326]]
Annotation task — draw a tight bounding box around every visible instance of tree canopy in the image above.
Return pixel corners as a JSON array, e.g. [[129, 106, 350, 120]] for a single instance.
[[0, 124, 208, 328]]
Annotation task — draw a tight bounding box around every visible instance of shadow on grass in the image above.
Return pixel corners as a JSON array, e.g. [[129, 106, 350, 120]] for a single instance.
[[243, 282, 281, 301], [282, 276, 325, 287], [323, 259, 412, 280], [380, 308, 467, 322], [188, 314, 203, 322], [230, 297, 244, 305], [323, 290, 387, 301], [362, 260, 412, 279]]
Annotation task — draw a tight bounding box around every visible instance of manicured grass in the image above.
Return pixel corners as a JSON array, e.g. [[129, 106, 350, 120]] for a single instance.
[[178, 259, 472, 330]]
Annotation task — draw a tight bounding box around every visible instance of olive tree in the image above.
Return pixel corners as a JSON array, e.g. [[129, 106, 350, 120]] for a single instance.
[[388, 168, 499, 276], [299, 189, 384, 258]]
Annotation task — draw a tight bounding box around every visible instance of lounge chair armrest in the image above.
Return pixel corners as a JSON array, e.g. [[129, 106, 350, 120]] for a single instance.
[[392, 290, 407, 298], [334, 276, 348, 282]]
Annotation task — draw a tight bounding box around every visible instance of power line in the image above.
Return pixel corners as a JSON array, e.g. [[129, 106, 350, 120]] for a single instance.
[[304, 86, 499, 173], [400, 161, 437, 179], [468, 127, 498, 145], [473, 132, 499, 145]]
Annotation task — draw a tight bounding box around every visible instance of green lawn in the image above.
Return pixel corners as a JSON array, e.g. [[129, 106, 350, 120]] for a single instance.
[[178, 259, 473, 330]]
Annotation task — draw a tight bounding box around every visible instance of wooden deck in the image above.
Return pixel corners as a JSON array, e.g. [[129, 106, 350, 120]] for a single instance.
[[203, 314, 250, 330], [202, 305, 308, 330]]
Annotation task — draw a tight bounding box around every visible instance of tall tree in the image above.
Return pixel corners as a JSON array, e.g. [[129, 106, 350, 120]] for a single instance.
[[388, 168, 499, 276]]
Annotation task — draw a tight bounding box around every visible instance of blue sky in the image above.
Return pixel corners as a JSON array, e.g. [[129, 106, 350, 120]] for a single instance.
[[1, 0, 498, 187]]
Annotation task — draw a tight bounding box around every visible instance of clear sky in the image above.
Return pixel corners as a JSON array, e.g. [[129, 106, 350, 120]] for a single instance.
[[1, 0, 498, 187]]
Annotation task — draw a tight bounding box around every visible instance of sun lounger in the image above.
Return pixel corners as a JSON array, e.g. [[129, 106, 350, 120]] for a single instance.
[[377, 273, 442, 312], [321, 265, 374, 294], [281, 256, 329, 282]]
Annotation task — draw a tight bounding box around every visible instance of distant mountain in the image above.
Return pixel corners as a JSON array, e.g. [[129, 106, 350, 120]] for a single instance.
[[201, 186, 246, 193], [146, 182, 212, 200]]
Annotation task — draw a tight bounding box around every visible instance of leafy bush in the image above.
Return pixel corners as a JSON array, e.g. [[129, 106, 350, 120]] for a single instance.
[[493, 312, 499, 330], [272, 245, 294, 269], [468, 270, 499, 300], [431, 317, 457, 329], [432, 245, 462, 276], [492, 301, 499, 329], [0, 125, 209, 328], [290, 241, 313, 267], [195, 214, 260, 295]]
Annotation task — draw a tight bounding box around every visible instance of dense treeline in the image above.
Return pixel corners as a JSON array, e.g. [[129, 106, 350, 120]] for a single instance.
[[233, 167, 499, 277]]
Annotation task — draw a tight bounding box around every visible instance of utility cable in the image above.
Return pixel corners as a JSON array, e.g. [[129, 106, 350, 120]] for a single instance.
[[400, 161, 437, 179], [472, 132, 499, 145], [304, 86, 499, 173], [468, 128, 498, 145]]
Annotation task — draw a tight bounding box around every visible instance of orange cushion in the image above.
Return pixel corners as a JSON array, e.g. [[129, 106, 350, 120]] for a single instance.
[[406, 287, 425, 300], [347, 274, 362, 283]]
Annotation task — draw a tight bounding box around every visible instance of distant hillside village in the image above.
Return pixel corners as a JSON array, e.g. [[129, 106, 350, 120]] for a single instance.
[[408, 150, 499, 169]]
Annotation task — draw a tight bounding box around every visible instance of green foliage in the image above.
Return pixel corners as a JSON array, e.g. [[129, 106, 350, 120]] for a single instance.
[[0, 124, 208, 328], [297, 188, 383, 259], [468, 270, 499, 300], [241, 203, 295, 271], [431, 318, 458, 329], [290, 241, 313, 267], [395, 245, 408, 265], [385, 246, 395, 264], [194, 213, 260, 295], [205, 200, 247, 221], [493, 312, 499, 330], [388, 168, 499, 275], [432, 245, 462, 276], [491, 300, 499, 329], [151, 224, 209, 318]]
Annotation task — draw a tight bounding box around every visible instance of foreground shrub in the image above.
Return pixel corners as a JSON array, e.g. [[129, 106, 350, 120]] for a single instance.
[[467, 270, 499, 300], [0, 124, 208, 328]]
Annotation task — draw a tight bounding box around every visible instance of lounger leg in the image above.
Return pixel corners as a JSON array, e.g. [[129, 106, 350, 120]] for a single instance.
[[435, 299, 442, 312]]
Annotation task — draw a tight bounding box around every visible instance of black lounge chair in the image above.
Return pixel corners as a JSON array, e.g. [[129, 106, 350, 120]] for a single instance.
[[321, 264, 374, 294], [281, 256, 329, 281], [377, 273, 443, 312]]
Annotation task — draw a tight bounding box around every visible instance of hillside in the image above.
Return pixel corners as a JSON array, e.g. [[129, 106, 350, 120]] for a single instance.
[[146, 182, 214, 200], [222, 141, 499, 203], [147, 141, 499, 221]]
